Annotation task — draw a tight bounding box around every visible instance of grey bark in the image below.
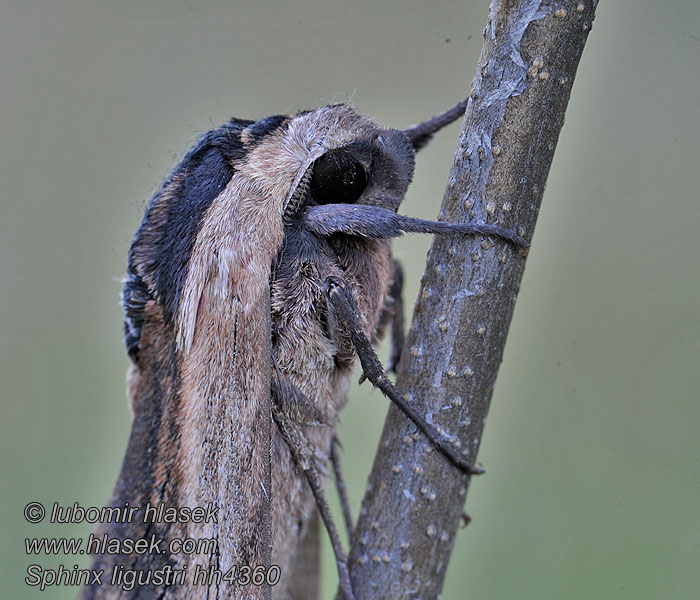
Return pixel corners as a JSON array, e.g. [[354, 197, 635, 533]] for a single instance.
[[348, 1, 599, 598]]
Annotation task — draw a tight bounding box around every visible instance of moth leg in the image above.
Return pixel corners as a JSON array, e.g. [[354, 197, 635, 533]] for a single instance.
[[330, 435, 354, 540], [359, 258, 405, 385], [272, 372, 354, 541], [271, 402, 356, 600], [325, 277, 485, 476], [385, 259, 405, 375], [271, 364, 329, 426]]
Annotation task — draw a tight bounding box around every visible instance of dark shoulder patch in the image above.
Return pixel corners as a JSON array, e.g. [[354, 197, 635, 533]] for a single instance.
[[156, 144, 234, 313], [184, 120, 249, 164], [124, 119, 249, 359], [246, 115, 288, 144], [229, 117, 255, 128]]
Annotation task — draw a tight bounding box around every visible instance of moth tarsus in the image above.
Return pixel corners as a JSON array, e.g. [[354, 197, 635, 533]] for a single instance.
[[84, 97, 526, 600]]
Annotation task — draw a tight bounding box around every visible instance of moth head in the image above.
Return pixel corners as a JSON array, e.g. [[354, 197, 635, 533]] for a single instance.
[[311, 132, 415, 209], [283, 105, 417, 220], [282, 98, 468, 220]]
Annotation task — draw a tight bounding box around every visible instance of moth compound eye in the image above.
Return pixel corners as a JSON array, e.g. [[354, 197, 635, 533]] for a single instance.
[[310, 150, 368, 205]]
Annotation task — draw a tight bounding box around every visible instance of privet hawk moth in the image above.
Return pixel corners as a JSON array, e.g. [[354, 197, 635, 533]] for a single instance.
[[80, 99, 527, 600]]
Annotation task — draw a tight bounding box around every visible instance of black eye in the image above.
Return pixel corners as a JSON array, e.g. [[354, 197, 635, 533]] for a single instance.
[[310, 150, 368, 205]]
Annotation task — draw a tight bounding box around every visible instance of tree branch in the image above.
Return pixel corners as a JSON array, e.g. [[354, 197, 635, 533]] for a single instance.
[[348, 1, 599, 598]]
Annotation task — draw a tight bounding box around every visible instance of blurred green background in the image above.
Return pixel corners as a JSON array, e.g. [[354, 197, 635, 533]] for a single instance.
[[2, 1, 698, 598]]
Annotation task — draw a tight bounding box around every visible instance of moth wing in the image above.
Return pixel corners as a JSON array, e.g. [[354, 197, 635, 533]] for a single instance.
[[92, 120, 279, 598]]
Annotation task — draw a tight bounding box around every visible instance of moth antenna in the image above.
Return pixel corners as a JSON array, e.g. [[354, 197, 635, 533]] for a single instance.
[[403, 98, 468, 151]]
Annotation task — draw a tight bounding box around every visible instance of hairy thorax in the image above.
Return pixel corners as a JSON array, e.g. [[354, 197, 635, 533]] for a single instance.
[[268, 233, 393, 592]]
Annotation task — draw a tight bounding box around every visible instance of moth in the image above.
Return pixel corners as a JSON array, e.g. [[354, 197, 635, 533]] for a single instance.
[[80, 99, 527, 600]]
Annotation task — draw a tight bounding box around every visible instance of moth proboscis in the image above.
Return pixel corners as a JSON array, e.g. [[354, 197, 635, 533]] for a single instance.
[[81, 98, 528, 600]]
